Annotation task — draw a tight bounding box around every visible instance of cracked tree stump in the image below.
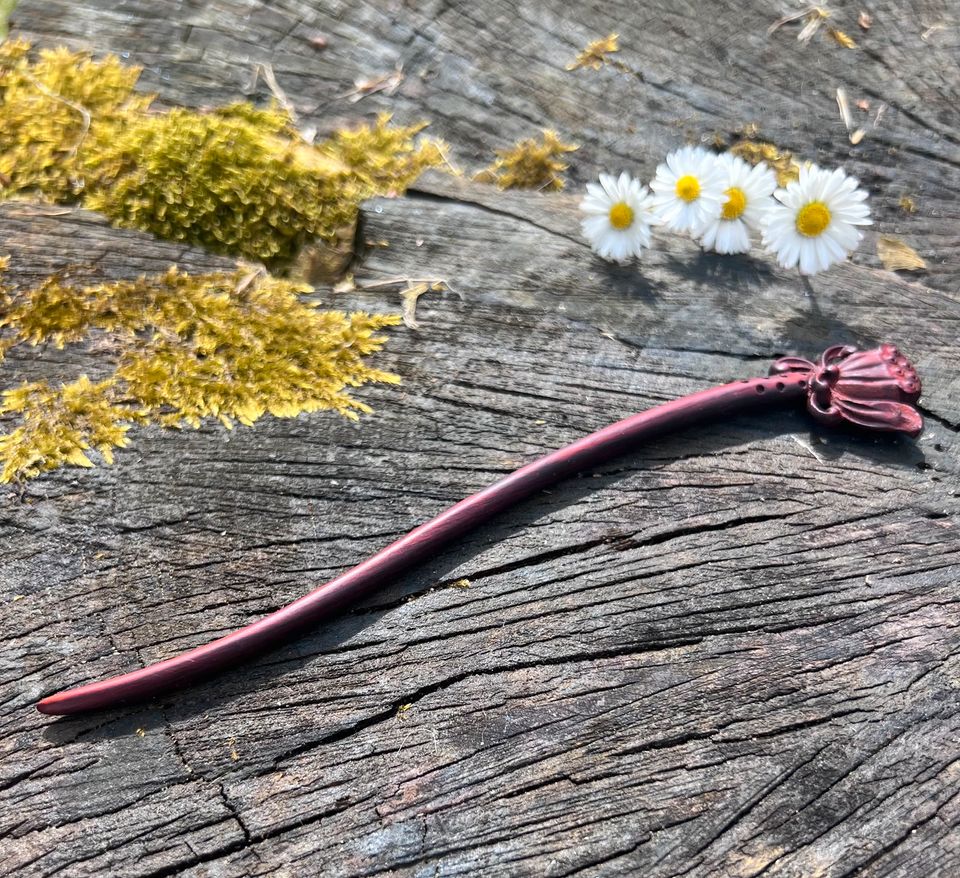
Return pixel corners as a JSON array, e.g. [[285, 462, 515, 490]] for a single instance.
[[2, 1, 960, 876]]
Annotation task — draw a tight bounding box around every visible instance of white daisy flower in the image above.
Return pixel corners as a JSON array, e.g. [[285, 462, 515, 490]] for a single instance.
[[698, 154, 777, 254], [580, 172, 658, 263], [762, 164, 872, 275], [649, 145, 726, 234]]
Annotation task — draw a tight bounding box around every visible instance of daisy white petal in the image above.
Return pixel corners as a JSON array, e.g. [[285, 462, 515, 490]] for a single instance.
[[761, 163, 872, 275], [697, 154, 777, 254], [579, 171, 659, 264], [649, 146, 726, 234]]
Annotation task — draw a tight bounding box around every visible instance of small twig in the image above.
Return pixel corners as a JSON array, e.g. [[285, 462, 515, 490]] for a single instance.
[[2, 207, 75, 218], [837, 87, 865, 144], [872, 103, 887, 130], [768, 5, 820, 34], [797, 9, 829, 43], [258, 62, 298, 123], [768, 5, 828, 40], [357, 275, 453, 293], [399, 283, 431, 330], [356, 276, 454, 327], [247, 63, 314, 141], [921, 23, 947, 42], [234, 265, 266, 296], [338, 65, 404, 103], [800, 275, 819, 305], [836, 87, 853, 131], [24, 73, 92, 157], [790, 435, 826, 462]]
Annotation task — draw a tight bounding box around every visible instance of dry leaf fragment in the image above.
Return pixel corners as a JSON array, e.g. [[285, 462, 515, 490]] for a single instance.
[[566, 33, 619, 71], [856, 98, 870, 110], [921, 23, 946, 42], [798, 8, 830, 43], [332, 273, 356, 294], [769, 6, 858, 48], [400, 282, 432, 329], [877, 236, 926, 271], [2, 206, 74, 217], [828, 27, 857, 48], [899, 195, 917, 214], [474, 130, 578, 191], [258, 63, 298, 123], [858, 10, 872, 29], [849, 128, 865, 144], [730, 137, 800, 186], [836, 88, 853, 130], [340, 65, 404, 102], [359, 276, 448, 291], [768, 5, 826, 37]]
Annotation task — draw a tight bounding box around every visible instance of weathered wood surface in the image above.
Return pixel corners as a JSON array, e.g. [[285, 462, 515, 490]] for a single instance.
[[3, 1, 960, 876]]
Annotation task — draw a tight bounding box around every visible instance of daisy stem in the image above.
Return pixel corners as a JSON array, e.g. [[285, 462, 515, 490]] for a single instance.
[[37, 371, 809, 715]]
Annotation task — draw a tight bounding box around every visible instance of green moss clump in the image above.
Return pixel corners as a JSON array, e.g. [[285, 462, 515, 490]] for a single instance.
[[81, 104, 355, 267], [727, 125, 800, 187], [0, 41, 150, 201], [329, 117, 445, 196], [0, 261, 401, 482], [0, 45, 433, 482], [0, 376, 133, 481], [565, 33, 620, 71], [474, 130, 577, 191], [0, 42, 445, 270]]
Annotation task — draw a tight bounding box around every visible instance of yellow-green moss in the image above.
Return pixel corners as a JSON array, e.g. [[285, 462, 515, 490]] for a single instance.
[[0, 376, 134, 481], [474, 130, 577, 191], [0, 42, 444, 269], [0, 41, 150, 201], [0, 45, 436, 482], [0, 262, 400, 482], [727, 125, 800, 187], [566, 33, 620, 71]]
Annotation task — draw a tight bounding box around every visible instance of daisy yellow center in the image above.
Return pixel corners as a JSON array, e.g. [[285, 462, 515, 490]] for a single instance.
[[608, 201, 634, 230], [795, 201, 832, 237], [721, 186, 747, 221], [675, 175, 701, 202]]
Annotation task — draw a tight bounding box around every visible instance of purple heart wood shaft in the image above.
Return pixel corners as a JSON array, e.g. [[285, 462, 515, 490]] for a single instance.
[[36, 344, 923, 716]]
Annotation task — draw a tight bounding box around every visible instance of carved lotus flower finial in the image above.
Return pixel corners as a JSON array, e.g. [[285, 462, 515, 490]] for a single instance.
[[771, 344, 923, 436]]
